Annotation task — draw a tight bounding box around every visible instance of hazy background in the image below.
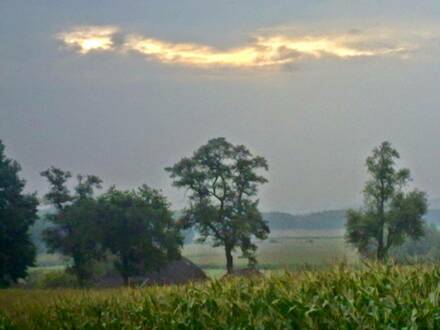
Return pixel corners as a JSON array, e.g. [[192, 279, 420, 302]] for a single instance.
[[1, 1, 440, 213]]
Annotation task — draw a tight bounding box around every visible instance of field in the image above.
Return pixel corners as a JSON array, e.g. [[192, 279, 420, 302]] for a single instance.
[[5, 233, 439, 329], [183, 230, 357, 275], [33, 229, 357, 279], [1, 264, 440, 329]]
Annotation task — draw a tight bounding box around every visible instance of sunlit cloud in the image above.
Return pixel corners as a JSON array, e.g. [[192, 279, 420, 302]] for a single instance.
[[125, 36, 395, 67], [57, 25, 414, 68], [124, 34, 407, 68], [58, 26, 118, 54]]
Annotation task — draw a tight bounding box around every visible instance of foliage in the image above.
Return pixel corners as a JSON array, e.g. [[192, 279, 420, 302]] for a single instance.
[[2, 264, 440, 329], [41, 167, 183, 286], [346, 141, 427, 260], [97, 185, 183, 285], [41, 167, 103, 286], [25, 269, 78, 289], [0, 140, 38, 287], [166, 137, 269, 273]]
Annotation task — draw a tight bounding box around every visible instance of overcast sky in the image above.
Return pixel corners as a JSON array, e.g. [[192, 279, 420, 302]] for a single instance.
[[1, 1, 440, 213]]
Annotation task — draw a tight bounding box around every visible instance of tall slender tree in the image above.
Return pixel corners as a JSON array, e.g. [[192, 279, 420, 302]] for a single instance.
[[346, 141, 427, 260], [0, 140, 38, 287], [166, 137, 269, 273]]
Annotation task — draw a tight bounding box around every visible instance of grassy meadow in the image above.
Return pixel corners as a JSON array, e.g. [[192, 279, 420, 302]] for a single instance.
[[2, 264, 440, 329], [32, 228, 357, 279], [183, 229, 356, 275]]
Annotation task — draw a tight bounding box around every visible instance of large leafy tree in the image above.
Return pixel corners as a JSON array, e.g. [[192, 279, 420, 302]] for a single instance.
[[41, 167, 102, 286], [346, 141, 427, 260], [97, 185, 182, 285], [0, 141, 39, 287], [166, 137, 269, 273]]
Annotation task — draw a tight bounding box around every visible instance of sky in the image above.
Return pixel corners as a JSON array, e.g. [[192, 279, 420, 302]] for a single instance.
[[1, 1, 440, 213]]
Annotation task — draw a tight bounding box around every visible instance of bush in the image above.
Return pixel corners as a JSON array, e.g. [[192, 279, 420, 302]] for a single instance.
[[39, 271, 78, 288], [24, 269, 77, 289]]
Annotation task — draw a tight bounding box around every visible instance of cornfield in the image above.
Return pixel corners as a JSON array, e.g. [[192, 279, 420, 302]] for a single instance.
[[1, 264, 440, 329]]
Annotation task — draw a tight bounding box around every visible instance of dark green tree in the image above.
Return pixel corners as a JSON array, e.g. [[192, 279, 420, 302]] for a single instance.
[[41, 167, 102, 286], [166, 137, 269, 273], [0, 141, 39, 287], [346, 141, 427, 261], [97, 185, 182, 285]]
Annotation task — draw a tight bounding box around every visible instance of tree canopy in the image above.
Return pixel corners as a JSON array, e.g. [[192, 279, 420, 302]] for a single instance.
[[166, 137, 269, 273], [97, 185, 182, 285], [0, 140, 39, 287], [346, 141, 427, 260], [41, 167, 103, 286]]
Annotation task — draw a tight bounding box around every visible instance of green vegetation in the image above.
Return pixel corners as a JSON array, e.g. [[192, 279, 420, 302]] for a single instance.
[[41, 167, 103, 286], [96, 185, 182, 285], [2, 264, 440, 329], [346, 141, 427, 260], [167, 137, 269, 273], [183, 236, 356, 272], [3, 137, 440, 329], [24, 232, 355, 285], [0, 140, 39, 287], [24, 267, 77, 289], [39, 166, 184, 286]]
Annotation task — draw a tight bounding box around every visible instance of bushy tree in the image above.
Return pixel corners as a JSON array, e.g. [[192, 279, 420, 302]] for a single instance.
[[166, 137, 269, 273], [0, 141, 38, 287], [41, 167, 102, 286], [97, 185, 182, 285], [346, 142, 427, 260]]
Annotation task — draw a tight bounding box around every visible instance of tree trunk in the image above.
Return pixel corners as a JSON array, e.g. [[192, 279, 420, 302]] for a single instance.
[[122, 274, 129, 286], [73, 253, 85, 287], [377, 192, 386, 261], [121, 255, 129, 286], [225, 246, 234, 274], [377, 230, 385, 261]]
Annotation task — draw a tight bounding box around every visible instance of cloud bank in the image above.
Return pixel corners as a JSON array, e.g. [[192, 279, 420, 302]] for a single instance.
[[57, 25, 415, 69]]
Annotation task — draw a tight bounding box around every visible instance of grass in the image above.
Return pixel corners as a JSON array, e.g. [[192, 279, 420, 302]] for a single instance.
[[30, 233, 358, 280], [183, 235, 358, 271], [2, 264, 440, 329], [35, 253, 65, 267]]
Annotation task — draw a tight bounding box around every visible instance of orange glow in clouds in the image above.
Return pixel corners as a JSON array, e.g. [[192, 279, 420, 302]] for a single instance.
[[58, 26, 408, 68]]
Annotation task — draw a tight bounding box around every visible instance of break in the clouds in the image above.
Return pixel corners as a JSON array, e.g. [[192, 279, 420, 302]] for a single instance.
[[58, 25, 412, 68], [57, 26, 119, 54]]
